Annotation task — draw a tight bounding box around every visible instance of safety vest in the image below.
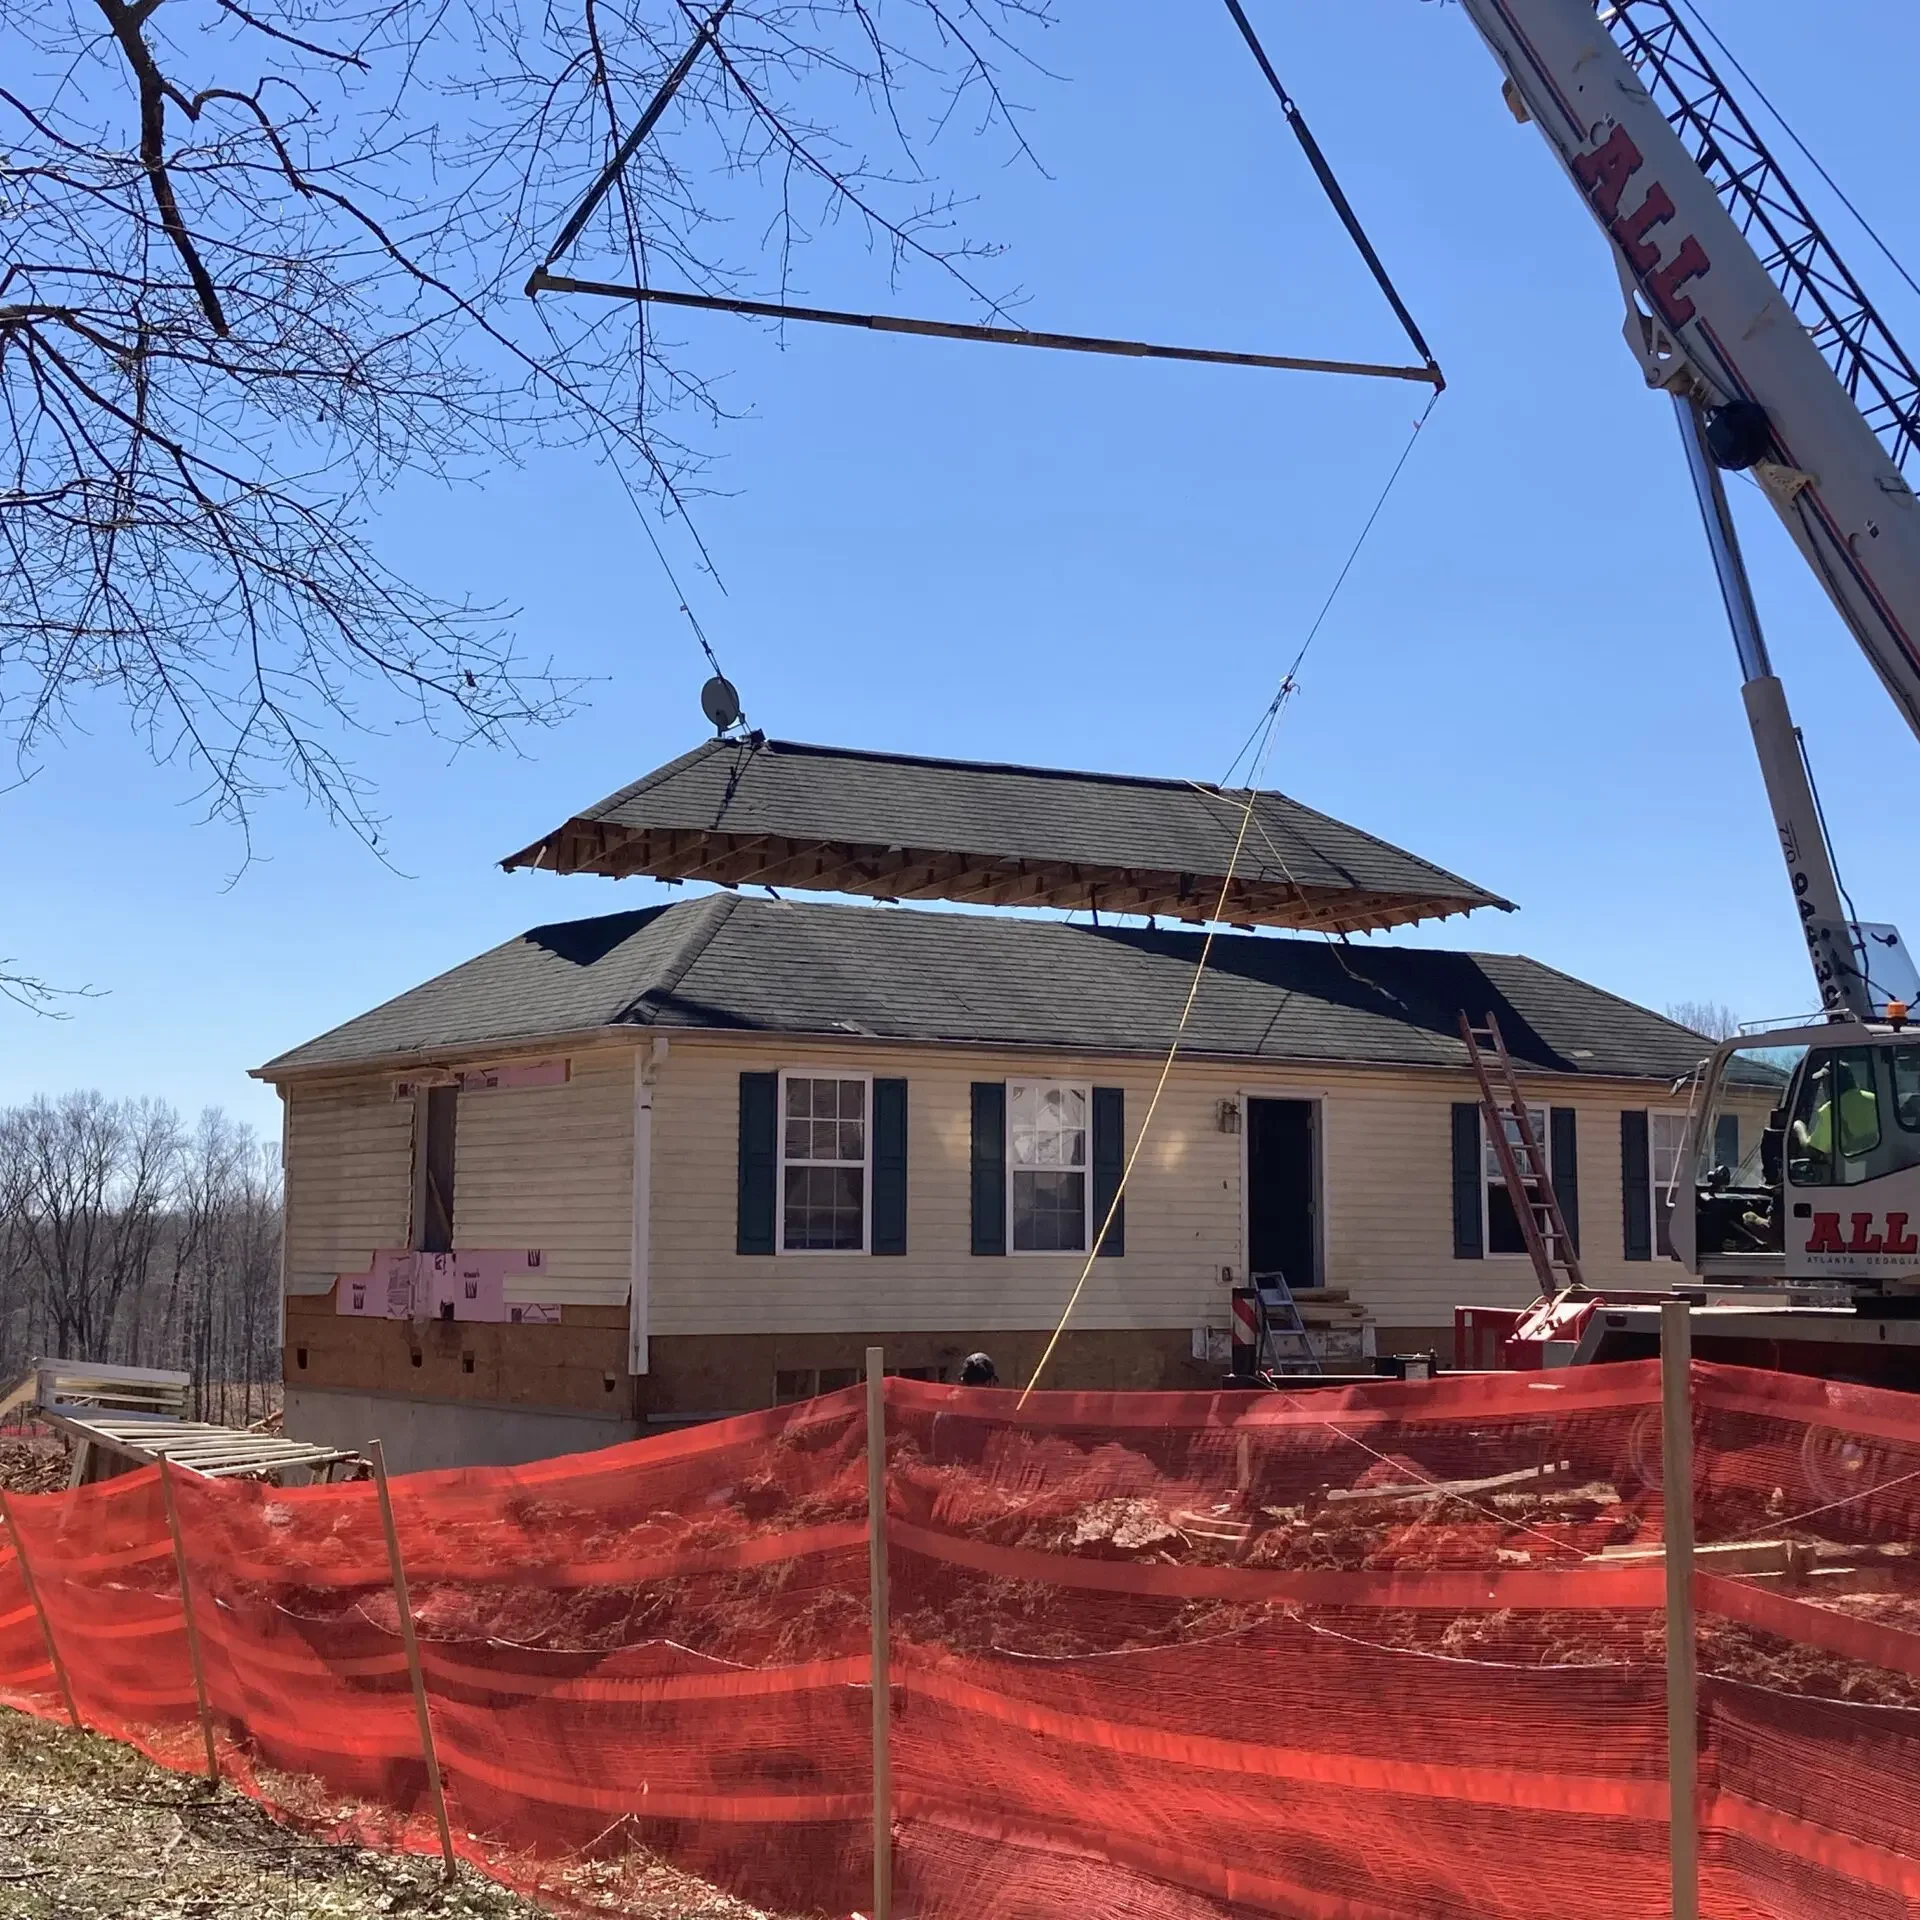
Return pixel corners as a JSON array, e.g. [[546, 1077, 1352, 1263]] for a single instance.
[[1804, 1084, 1879, 1159]]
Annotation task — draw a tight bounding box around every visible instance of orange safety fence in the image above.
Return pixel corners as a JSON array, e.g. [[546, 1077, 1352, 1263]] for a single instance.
[[2, 1360, 1920, 1918]]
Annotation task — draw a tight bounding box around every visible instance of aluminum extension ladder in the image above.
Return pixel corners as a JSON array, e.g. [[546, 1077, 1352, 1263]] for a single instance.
[[1250, 1271, 1323, 1377], [1459, 1011, 1585, 1295]]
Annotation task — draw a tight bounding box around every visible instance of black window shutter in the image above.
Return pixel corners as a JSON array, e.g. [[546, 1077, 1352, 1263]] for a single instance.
[[872, 1078, 908, 1256], [1621, 1110, 1653, 1262], [1451, 1104, 1484, 1260], [1550, 1108, 1580, 1251], [1091, 1087, 1126, 1259], [737, 1072, 778, 1256], [970, 1082, 1006, 1256], [1714, 1112, 1741, 1171]]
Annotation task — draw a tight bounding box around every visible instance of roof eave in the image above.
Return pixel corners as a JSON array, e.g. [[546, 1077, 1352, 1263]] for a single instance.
[[253, 1020, 646, 1085], [499, 819, 1513, 934]]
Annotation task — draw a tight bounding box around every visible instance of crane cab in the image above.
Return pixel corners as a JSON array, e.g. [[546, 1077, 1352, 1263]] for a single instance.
[[1674, 1021, 1920, 1291]]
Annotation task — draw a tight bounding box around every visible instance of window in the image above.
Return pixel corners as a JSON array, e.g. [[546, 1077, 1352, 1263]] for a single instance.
[[779, 1075, 869, 1251], [1651, 1111, 1690, 1258], [1483, 1107, 1548, 1256], [774, 1366, 860, 1404], [1787, 1045, 1920, 1188], [1789, 1048, 1882, 1188], [1010, 1081, 1089, 1253], [1892, 1047, 1920, 1135]]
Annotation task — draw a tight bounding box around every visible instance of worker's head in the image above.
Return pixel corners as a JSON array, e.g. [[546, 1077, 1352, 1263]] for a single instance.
[[959, 1352, 998, 1387]]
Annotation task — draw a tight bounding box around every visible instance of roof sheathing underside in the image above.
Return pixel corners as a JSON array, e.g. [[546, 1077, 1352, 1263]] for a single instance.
[[501, 738, 1514, 936]]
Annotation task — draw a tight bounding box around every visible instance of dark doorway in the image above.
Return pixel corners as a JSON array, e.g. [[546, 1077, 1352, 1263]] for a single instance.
[[1247, 1099, 1318, 1290]]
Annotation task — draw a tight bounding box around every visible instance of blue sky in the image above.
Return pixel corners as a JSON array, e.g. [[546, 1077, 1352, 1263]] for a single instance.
[[6, 0, 1918, 1139]]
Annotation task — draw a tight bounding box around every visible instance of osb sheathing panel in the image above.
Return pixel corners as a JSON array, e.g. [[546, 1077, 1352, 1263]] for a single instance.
[[285, 1293, 630, 1415]]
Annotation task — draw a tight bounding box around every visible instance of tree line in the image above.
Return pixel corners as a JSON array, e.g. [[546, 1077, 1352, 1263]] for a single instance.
[[0, 1094, 281, 1425]]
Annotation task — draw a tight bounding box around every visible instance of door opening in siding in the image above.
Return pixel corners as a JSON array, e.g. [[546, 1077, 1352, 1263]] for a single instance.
[[1247, 1099, 1319, 1289], [415, 1087, 457, 1254]]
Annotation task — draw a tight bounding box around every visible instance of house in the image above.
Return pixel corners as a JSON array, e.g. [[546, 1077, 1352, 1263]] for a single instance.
[[259, 739, 1741, 1470]]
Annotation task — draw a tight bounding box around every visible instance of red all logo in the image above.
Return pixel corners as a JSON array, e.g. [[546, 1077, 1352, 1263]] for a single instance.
[[1805, 1213, 1920, 1256], [1571, 125, 1713, 329]]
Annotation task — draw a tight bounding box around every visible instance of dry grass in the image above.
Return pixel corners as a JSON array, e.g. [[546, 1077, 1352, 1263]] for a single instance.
[[0, 1710, 773, 1919]]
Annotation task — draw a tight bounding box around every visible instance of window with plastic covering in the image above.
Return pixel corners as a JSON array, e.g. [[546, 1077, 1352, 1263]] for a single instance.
[[1650, 1110, 1690, 1258], [1009, 1081, 1089, 1253]]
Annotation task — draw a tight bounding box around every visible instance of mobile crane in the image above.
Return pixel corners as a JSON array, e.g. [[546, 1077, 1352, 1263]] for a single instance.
[[1448, 0, 1920, 1380]]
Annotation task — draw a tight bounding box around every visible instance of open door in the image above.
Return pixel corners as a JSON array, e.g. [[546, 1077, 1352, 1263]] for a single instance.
[[1247, 1098, 1319, 1290]]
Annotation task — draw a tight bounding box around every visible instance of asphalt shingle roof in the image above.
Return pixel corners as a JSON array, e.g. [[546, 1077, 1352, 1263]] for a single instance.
[[499, 738, 1513, 936], [260, 895, 1717, 1083]]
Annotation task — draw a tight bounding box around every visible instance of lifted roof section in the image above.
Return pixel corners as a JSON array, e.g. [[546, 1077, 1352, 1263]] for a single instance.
[[501, 737, 1513, 936]]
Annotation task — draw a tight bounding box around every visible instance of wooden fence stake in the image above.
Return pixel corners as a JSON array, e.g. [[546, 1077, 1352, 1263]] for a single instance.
[[0, 1489, 80, 1730], [866, 1347, 893, 1920], [158, 1462, 219, 1783], [1661, 1299, 1700, 1920], [369, 1439, 457, 1880]]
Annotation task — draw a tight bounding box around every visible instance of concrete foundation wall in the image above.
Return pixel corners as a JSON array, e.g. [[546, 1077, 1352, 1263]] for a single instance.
[[644, 1326, 1219, 1415], [285, 1384, 638, 1474]]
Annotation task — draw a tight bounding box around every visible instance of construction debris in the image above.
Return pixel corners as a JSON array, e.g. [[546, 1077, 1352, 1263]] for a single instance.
[[0, 1438, 67, 1498], [2, 1360, 360, 1487]]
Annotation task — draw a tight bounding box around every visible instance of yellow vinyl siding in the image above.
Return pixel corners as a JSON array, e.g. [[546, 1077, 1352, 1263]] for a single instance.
[[284, 1081, 412, 1291], [452, 1047, 634, 1305], [275, 1033, 1725, 1342], [648, 1039, 1238, 1336], [646, 1036, 1722, 1337]]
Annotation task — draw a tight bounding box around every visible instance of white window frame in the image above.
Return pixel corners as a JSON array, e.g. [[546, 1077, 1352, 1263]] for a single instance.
[[1649, 1108, 1691, 1260], [1007, 1078, 1093, 1257], [1482, 1106, 1551, 1258], [776, 1069, 873, 1256]]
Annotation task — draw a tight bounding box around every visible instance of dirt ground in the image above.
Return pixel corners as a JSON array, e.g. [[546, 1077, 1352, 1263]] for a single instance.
[[0, 1709, 771, 1920]]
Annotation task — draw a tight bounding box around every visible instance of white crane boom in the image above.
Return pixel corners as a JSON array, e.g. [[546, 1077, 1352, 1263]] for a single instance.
[[1451, 0, 1920, 1022], [1440, 1, 1920, 1297], [1455, 0, 1920, 735]]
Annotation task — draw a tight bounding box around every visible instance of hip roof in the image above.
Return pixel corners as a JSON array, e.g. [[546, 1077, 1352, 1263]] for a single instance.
[[260, 894, 1713, 1083], [499, 737, 1514, 936]]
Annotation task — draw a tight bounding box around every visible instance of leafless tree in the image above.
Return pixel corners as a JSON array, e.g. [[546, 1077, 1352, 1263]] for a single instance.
[[1, 1091, 181, 1359], [0, 1092, 282, 1410], [161, 1107, 281, 1420], [1, 0, 1052, 856], [1666, 1000, 1741, 1041]]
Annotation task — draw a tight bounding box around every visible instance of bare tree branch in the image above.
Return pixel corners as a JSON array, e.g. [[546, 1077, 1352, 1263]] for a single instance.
[[0, 0, 1053, 854]]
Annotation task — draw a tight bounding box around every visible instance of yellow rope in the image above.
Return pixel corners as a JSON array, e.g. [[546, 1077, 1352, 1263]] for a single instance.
[[1018, 774, 1269, 1406], [1018, 397, 1439, 1403]]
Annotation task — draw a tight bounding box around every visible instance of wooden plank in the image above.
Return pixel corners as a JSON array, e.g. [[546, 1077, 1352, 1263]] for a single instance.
[[1663, 1300, 1701, 1920], [159, 1463, 220, 1782], [35, 1358, 192, 1387], [200, 1450, 361, 1478], [1325, 1460, 1571, 1506], [370, 1441, 457, 1879], [1599, 1539, 1796, 1576], [867, 1349, 893, 1920]]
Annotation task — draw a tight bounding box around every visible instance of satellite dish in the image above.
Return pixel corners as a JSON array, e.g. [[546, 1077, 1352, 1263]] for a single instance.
[[700, 674, 743, 733]]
